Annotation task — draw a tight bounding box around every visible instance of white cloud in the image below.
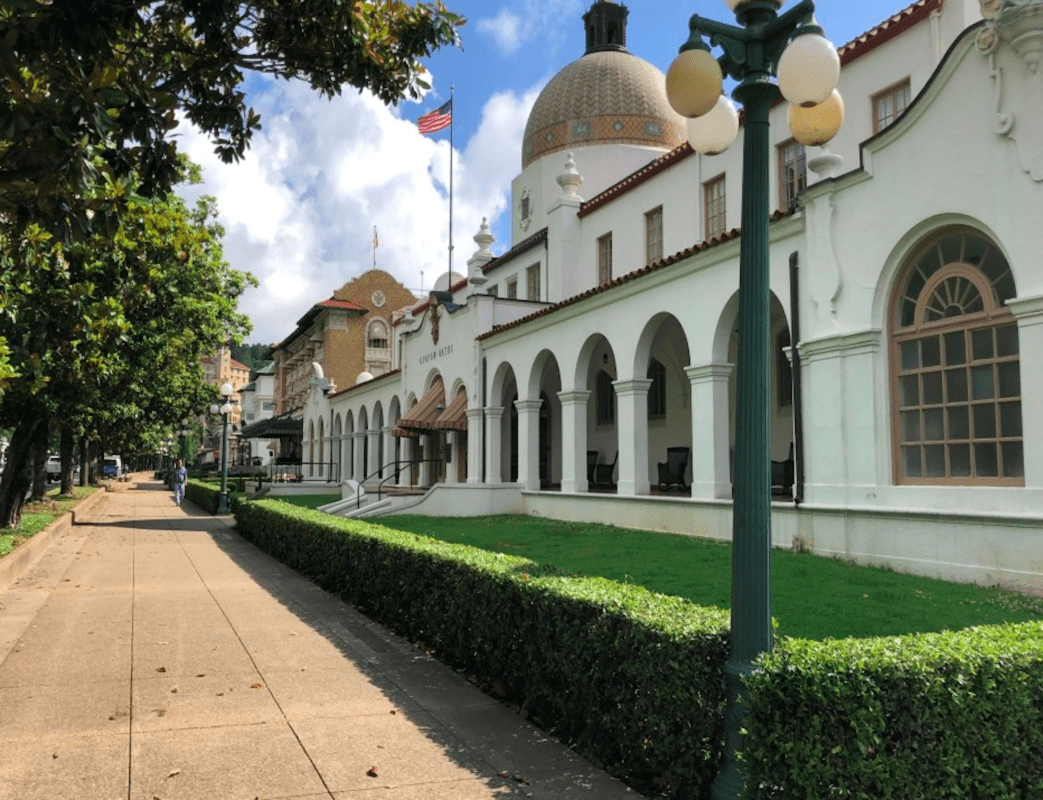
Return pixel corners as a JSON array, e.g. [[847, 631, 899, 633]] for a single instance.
[[177, 77, 540, 346], [475, 1, 583, 57]]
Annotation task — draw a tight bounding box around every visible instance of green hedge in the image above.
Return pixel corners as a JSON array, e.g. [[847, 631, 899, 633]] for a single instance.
[[231, 498, 1043, 798], [742, 625, 1043, 799], [185, 479, 221, 513], [233, 499, 731, 797]]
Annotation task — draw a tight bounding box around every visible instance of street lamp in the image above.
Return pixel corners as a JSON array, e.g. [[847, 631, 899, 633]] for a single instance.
[[212, 382, 234, 514], [665, 2, 842, 799]]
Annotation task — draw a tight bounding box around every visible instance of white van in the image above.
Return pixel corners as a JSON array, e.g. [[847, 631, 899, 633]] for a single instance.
[[102, 455, 122, 479]]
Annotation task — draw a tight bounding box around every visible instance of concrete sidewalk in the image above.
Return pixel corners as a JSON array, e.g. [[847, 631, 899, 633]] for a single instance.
[[0, 480, 643, 800]]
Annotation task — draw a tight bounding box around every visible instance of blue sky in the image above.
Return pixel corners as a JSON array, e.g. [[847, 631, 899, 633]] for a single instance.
[[178, 0, 932, 346]]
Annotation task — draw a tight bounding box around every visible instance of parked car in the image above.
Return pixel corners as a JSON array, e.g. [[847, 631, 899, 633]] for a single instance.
[[46, 455, 62, 482]]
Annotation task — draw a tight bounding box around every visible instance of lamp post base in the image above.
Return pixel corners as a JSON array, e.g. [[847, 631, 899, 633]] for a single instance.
[[217, 492, 229, 515]]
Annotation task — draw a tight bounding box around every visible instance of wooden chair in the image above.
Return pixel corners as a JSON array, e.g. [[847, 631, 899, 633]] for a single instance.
[[587, 451, 599, 488], [594, 451, 617, 487], [657, 446, 690, 490]]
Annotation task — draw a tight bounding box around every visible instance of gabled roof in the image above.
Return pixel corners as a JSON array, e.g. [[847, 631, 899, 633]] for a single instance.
[[270, 295, 369, 353], [479, 208, 796, 341], [230, 358, 250, 371]]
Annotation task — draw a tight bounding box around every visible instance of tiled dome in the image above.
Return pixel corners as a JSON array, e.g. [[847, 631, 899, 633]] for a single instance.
[[521, 50, 686, 169]]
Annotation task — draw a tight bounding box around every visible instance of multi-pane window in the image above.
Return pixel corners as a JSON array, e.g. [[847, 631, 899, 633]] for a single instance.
[[873, 78, 912, 133], [596, 369, 615, 425], [891, 229, 1021, 485], [527, 263, 541, 300], [367, 319, 389, 350], [777, 139, 806, 211], [704, 175, 726, 239], [647, 358, 666, 419], [598, 233, 613, 286], [506, 277, 518, 299], [645, 206, 663, 265]]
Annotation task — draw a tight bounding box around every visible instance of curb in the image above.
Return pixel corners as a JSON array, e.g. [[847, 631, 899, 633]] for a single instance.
[[0, 487, 109, 594]]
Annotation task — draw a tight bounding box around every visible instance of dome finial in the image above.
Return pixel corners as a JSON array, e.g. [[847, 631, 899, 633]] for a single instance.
[[557, 152, 584, 198], [582, 1, 628, 55]]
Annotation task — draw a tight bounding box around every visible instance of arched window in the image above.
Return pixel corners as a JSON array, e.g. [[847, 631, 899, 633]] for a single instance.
[[890, 228, 1021, 484], [367, 319, 389, 350]]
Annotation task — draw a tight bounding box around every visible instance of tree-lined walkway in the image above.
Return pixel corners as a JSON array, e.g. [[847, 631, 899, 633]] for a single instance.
[[0, 480, 639, 799]]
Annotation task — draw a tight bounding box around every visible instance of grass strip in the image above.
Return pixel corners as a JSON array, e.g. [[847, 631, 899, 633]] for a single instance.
[[379, 514, 1043, 641], [0, 486, 100, 557]]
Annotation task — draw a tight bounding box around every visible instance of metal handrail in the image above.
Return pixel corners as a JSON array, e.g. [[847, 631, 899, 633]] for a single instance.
[[265, 461, 340, 484], [357, 458, 443, 510]]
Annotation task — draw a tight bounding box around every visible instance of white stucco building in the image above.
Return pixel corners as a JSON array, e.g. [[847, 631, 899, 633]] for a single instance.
[[301, 0, 1043, 592]]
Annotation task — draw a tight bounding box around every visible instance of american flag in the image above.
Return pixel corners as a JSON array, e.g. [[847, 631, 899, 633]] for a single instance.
[[417, 99, 452, 134]]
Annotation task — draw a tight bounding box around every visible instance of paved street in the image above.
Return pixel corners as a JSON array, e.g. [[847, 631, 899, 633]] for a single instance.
[[0, 480, 641, 800]]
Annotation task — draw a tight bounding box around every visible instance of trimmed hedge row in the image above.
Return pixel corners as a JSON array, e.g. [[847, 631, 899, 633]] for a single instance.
[[233, 499, 731, 798], [232, 498, 1043, 798], [185, 479, 222, 513], [743, 624, 1043, 799]]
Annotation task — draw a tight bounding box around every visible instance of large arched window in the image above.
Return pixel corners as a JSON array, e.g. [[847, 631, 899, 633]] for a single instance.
[[365, 317, 391, 375], [890, 228, 1022, 484]]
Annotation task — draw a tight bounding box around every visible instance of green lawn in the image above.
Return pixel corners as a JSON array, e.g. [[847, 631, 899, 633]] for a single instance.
[[378, 514, 1043, 641], [0, 486, 100, 557], [270, 494, 341, 510]]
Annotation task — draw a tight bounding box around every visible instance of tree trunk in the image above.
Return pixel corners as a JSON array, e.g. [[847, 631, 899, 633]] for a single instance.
[[60, 425, 75, 496], [78, 435, 87, 487], [0, 414, 44, 528], [29, 419, 49, 501]]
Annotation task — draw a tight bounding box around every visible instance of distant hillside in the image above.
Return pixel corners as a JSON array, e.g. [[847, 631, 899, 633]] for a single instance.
[[230, 343, 273, 371]]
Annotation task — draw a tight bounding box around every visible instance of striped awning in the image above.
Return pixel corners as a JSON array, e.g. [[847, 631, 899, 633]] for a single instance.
[[395, 377, 445, 433], [432, 388, 468, 431], [390, 426, 419, 438]]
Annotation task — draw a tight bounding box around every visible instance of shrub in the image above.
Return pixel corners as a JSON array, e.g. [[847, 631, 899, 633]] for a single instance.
[[743, 624, 1043, 799], [233, 499, 731, 797]]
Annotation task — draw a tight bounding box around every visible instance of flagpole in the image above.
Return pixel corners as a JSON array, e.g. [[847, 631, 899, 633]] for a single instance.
[[448, 85, 455, 280], [373, 225, 378, 271]]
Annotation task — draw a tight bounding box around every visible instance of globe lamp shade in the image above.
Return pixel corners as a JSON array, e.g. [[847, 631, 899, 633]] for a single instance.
[[725, 0, 783, 9], [777, 30, 841, 108], [788, 89, 844, 146], [666, 48, 723, 118], [220, 381, 233, 398], [220, 402, 233, 416], [686, 95, 740, 155]]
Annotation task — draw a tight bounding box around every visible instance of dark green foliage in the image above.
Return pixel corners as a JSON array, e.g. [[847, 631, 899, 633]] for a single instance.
[[185, 479, 222, 514], [742, 627, 1043, 799], [234, 499, 731, 798]]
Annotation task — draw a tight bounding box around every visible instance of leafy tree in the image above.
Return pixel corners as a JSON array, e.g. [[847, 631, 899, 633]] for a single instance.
[[0, 163, 252, 526]]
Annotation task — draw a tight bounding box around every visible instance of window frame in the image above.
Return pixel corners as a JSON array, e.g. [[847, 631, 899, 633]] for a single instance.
[[645, 206, 663, 265], [596, 369, 616, 425], [777, 139, 807, 212], [506, 276, 518, 299], [598, 233, 613, 286], [889, 230, 1022, 486], [526, 263, 541, 301], [647, 358, 667, 420], [872, 77, 912, 134], [703, 173, 726, 240]]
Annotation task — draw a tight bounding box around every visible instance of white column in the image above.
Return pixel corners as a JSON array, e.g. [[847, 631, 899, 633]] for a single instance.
[[353, 432, 366, 482], [557, 390, 591, 493], [1008, 295, 1043, 487], [515, 398, 543, 491], [687, 364, 733, 499], [445, 432, 460, 484], [485, 407, 505, 483], [613, 379, 652, 496], [382, 427, 395, 480], [419, 433, 435, 486], [466, 408, 484, 484], [397, 435, 414, 487], [366, 429, 380, 479]]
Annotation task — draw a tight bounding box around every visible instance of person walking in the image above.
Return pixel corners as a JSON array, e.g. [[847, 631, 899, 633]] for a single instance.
[[173, 459, 188, 506]]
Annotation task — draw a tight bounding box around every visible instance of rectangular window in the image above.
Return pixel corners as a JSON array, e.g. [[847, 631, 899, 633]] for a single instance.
[[873, 78, 912, 133], [777, 139, 807, 211], [527, 263, 541, 300], [645, 206, 663, 265], [506, 277, 518, 299], [703, 174, 726, 239], [598, 233, 613, 286]]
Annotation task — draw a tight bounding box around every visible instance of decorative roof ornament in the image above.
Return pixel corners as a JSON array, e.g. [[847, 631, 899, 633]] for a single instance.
[[976, 0, 1043, 180], [473, 216, 494, 257], [557, 152, 584, 198]]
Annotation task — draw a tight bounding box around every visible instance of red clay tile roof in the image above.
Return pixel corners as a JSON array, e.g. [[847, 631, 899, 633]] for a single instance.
[[230, 359, 251, 371], [579, 144, 694, 218], [481, 228, 549, 274], [838, 0, 942, 66], [327, 368, 401, 400], [478, 208, 796, 341], [316, 298, 367, 312]]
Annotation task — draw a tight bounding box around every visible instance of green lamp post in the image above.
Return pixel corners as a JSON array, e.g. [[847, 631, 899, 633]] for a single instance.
[[665, 2, 843, 797], [214, 382, 234, 514]]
